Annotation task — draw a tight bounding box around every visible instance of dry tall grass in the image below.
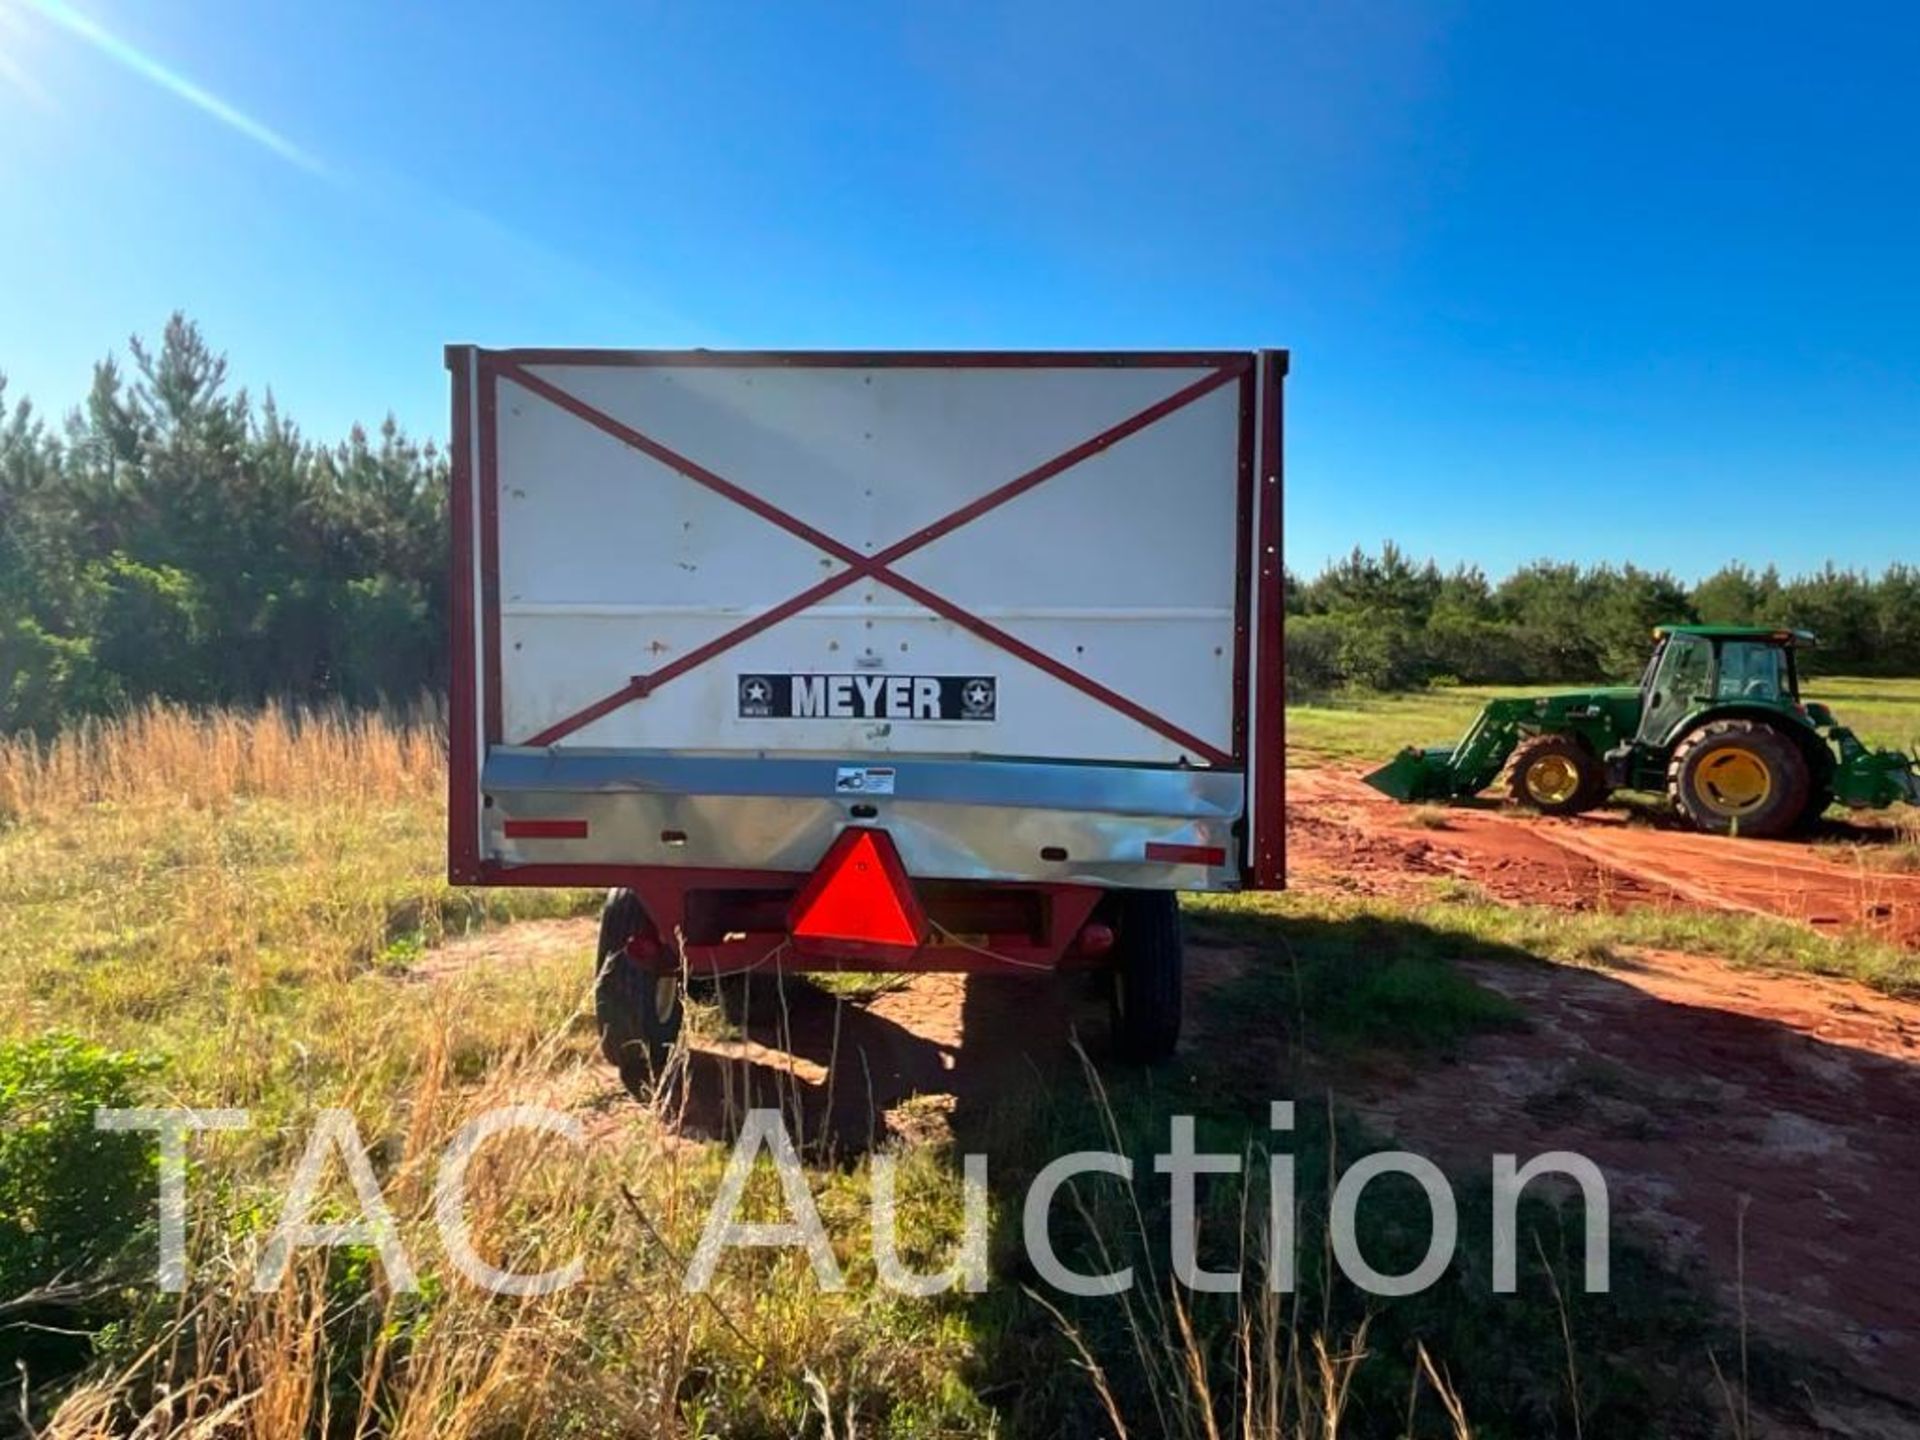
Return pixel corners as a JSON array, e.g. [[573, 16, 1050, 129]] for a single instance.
[[2, 701, 995, 1434], [1895, 809, 1920, 870], [34, 1003, 922, 1440], [0, 702, 444, 822], [32, 1001, 1472, 1440], [0, 700, 584, 1121]]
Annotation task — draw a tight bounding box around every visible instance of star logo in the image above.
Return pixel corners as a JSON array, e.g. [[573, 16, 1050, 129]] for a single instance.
[[739, 676, 775, 715], [961, 678, 995, 716]]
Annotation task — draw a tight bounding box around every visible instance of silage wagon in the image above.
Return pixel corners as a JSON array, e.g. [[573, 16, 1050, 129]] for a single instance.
[[444, 347, 1287, 1092]]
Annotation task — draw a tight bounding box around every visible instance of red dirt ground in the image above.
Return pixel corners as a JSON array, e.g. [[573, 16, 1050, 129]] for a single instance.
[[1289, 766, 1920, 1420], [1287, 764, 1920, 949], [1348, 952, 1920, 1418]]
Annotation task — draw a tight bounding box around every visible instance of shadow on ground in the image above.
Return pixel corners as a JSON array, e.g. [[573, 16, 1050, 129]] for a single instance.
[[652, 900, 1920, 1436]]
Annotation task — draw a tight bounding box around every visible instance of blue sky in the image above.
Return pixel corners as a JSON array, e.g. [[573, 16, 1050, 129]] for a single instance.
[[1, 0, 1915, 579]]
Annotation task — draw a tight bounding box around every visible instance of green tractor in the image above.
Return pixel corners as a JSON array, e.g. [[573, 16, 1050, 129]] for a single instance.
[[1365, 626, 1920, 838]]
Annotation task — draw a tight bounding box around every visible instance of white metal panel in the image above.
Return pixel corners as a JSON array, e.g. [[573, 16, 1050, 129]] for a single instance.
[[519, 362, 1212, 542], [490, 360, 1243, 765], [495, 383, 846, 615], [886, 384, 1239, 753]]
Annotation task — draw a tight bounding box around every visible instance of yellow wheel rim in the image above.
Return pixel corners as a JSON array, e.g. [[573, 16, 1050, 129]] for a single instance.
[[1525, 754, 1582, 806], [1693, 746, 1772, 816]]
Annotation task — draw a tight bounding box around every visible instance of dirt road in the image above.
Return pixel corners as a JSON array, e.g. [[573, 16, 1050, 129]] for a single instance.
[[1287, 765, 1920, 948]]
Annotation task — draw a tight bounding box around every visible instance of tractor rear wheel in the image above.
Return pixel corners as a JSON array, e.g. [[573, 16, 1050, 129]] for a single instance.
[[1792, 782, 1836, 833], [1108, 890, 1183, 1063], [1506, 734, 1609, 816], [595, 888, 683, 1097], [1667, 720, 1810, 839]]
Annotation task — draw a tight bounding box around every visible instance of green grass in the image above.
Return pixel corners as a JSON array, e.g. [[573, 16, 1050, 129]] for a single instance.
[[1794, 674, 1920, 748], [1185, 894, 1529, 1052], [1192, 881, 1920, 998], [0, 790, 598, 1118], [1287, 683, 1524, 765]]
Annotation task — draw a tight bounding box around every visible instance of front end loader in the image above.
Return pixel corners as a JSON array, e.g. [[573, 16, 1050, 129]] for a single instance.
[[1364, 627, 1920, 839], [1364, 690, 1642, 805]]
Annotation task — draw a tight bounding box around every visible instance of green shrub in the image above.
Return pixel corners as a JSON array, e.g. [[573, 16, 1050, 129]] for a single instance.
[[1284, 614, 1346, 694], [0, 1034, 162, 1297]]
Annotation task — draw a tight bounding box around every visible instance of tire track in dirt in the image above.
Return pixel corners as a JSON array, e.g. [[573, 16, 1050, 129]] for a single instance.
[[1542, 823, 1920, 944]]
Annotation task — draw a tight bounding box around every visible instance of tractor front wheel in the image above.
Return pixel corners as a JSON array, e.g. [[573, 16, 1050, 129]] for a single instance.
[[1667, 720, 1810, 839], [1506, 734, 1609, 816]]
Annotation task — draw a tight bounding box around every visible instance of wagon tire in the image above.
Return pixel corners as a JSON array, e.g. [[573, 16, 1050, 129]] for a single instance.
[[1109, 890, 1183, 1063], [595, 888, 683, 1098], [1504, 733, 1609, 816], [1667, 720, 1810, 839]]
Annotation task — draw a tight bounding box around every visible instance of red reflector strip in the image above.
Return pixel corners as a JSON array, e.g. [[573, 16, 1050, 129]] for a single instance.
[[502, 819, 589, 839], [790, 828, 926, 951], [1145, 841, 1228, 866]]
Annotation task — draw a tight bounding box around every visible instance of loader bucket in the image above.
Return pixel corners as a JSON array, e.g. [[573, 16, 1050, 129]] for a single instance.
[[1363, 746, 1458, 803]]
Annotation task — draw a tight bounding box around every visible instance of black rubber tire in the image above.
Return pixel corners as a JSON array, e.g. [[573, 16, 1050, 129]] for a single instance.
[[1108, 890, 1183, 1063], [1505, 733, 1610, 816], [1791, 742, 1839, 833], [594, 888, 682, 1097], [1667, 720, 1811, 839], [1792, 783, 1836, 834]]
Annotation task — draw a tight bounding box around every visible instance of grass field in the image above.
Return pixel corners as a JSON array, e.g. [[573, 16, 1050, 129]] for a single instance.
[[4, 697, 1917, 1435]]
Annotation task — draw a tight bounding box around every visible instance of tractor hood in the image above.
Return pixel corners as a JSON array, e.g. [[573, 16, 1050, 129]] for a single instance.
[[1548, 687, 1641, 706], [1508, 687, 1645, 732]]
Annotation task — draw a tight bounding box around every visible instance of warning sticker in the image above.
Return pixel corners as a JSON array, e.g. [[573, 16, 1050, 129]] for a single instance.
[[833, 766, 897, 796]]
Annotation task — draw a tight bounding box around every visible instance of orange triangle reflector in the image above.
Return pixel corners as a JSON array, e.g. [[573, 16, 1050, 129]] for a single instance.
[[789, 827, 926, 958]]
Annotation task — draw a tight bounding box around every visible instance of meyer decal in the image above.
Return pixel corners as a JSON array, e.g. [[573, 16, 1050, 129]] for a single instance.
[[738, 674, 996, 721]]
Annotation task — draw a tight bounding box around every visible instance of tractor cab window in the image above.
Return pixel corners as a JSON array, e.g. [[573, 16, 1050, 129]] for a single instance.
[[1655, 635, 1712, 700], [1636, 633, 1713, 745], [1714, 641, 1796, 703]]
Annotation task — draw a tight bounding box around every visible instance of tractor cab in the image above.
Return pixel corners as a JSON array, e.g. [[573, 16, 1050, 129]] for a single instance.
[[1633, 626, 1810, 749]]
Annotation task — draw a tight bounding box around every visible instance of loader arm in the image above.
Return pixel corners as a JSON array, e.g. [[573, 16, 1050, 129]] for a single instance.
[[1364, 699, 1537, 802]]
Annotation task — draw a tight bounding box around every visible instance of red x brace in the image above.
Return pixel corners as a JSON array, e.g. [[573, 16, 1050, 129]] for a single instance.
[[499, 357, 1249, 767]]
